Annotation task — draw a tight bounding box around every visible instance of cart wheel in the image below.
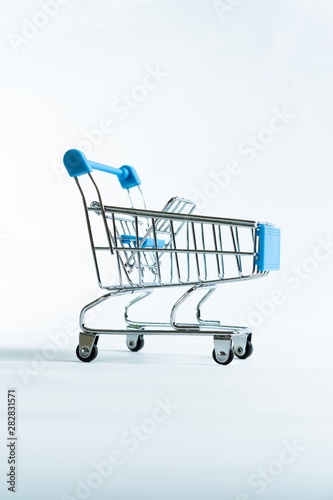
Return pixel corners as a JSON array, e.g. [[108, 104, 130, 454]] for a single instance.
[[76, 344, 98, 363], [212, 348, 234, 365], [127, 335, 145, 352], [234, 341, 253, 360]]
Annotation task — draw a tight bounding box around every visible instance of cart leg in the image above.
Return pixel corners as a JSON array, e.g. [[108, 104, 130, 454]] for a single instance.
[[212, 335, 234, 365], [124, 291, 152, 328], [233, 332, 253, 359], [126, 334, 145, 352], [170, 285, 222, 330], [76, 333, 99, 362], [170, 285, 201, 330], [196, 286, 220, 326], [196, 288, 253, 360]]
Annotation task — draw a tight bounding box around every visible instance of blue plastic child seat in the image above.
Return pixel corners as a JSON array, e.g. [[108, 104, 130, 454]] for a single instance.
[[120, 235, 165, 249]]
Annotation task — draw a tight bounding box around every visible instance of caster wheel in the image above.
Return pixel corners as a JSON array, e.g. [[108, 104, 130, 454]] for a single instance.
[[212, 348, 234, 365], [76, 344, 98, 362], [234, 341, 253, 359], [127, 335, 144, 352]]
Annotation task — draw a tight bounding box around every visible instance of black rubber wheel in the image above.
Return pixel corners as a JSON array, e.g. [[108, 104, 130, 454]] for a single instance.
[[76, 344, 98, 362], [234, 341, 253, 360], [127, 335, 145, 352], [212, 348, 234, 365]]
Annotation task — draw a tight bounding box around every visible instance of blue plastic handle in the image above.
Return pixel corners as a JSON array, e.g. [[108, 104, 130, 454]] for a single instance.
[[63, 149, 141, 189]]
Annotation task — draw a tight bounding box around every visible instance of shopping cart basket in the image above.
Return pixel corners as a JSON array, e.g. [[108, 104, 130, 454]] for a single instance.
[[63, 149, 280, 365]]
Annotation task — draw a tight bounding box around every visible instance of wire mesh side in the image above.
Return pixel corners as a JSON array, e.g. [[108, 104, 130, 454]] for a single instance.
[[90, 209, 259, 288], [75, 174, 261, 290]]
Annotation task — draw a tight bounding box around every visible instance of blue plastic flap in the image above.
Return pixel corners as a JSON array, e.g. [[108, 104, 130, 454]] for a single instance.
[[120, 235, 165, 249], [257, 224, 280, 271]]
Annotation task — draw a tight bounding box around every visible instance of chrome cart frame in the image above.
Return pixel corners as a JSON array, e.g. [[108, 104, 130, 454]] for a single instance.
[[63, 149, 280, 365]]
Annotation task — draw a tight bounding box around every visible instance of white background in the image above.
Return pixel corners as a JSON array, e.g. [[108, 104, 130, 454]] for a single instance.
[[0, 0, 333, 499]]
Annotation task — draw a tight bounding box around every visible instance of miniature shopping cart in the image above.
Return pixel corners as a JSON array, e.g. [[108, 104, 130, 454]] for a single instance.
[[63, 149, 280, 365]]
